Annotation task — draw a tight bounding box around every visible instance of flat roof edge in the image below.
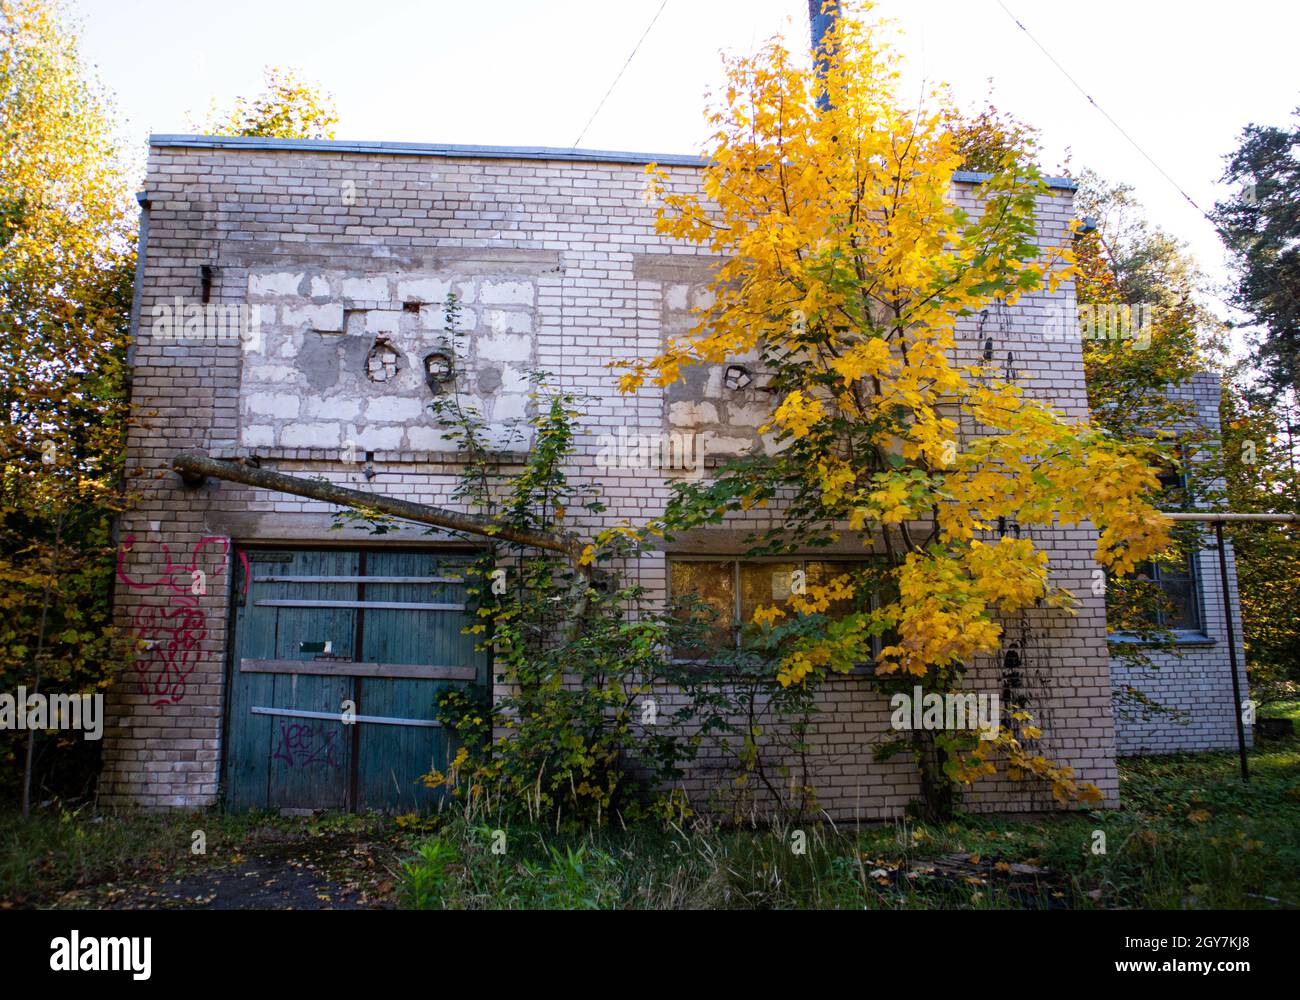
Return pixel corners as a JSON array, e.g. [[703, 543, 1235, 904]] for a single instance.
[[148, 135, 1078, 189], [954, 168, 1077, 191], [149, 134, 708, 167]]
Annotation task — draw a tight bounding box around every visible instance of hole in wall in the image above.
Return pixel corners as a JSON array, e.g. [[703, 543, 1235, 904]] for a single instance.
[[365, 339, 401, 383], [724, 364, 753, 391], [423, 351, 453, 392]]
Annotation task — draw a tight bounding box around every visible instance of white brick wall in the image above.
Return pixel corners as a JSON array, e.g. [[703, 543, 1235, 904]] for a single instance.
[[1110, 372, 1252, 754]]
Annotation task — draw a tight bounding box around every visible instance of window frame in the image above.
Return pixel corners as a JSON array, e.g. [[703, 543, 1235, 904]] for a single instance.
[[666, 555, 888, 671], [1140, 552, 1203, 633], [1107, 466, 1210, 644]]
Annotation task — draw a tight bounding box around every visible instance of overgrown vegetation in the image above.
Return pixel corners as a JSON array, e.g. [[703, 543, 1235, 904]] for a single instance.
[[388, 299, 712, 827], [4, 736, 1295, 909], [393, 731, 1299, 910], [0, 0, 136, 811]]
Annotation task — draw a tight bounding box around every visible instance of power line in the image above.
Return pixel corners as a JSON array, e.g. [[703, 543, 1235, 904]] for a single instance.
[[993, 1, 1300, 395], [572, 0, 670, 149], [992, 0, 1297, 337], [994, 0, 1213, 224]]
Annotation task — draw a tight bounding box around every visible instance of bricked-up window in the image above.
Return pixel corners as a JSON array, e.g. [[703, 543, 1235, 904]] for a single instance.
[[668, 557, 893, 662]]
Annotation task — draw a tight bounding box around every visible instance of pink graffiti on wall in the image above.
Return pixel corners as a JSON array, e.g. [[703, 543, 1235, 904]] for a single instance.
[[116, 534, 250, 707]]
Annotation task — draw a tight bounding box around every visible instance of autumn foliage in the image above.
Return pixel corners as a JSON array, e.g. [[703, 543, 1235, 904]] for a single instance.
[[0, 0, 136, 809], [612, 3, 1173, 816]]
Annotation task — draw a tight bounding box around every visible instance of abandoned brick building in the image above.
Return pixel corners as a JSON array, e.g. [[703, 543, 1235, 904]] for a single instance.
[[99, 134, 1249, 817]]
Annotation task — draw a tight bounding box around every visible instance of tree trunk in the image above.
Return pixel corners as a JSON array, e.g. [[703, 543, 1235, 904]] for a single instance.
[[171, 452, 583, 558], [913, 728, 956, 823], [169, 453, 594, 638], [22, 513, 62, 818]]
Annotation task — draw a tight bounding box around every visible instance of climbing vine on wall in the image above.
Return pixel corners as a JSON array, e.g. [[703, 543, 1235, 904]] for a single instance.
[[407, 298, 714, 826]]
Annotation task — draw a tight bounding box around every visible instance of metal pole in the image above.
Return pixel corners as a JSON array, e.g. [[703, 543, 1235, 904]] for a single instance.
[[1213, 520, 1250, 783], [1165, 511, 1299, 523], [808, 0, 839, 111]]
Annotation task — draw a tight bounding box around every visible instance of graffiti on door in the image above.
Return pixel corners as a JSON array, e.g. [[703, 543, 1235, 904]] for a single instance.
[[272, 721, 343, 769]]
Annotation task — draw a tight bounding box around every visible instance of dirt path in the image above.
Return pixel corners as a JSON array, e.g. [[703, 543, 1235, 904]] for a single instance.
[[50, 831, 400, 910]]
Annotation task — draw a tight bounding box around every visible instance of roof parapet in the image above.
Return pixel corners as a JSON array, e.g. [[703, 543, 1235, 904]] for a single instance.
[[149, 134, 1078, 190]]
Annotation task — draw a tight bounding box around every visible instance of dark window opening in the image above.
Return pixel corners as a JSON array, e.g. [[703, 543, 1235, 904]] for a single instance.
[[1130, 556, 1201, 631], [1109, 465, 1203, 635], [667, 556, 896, 665]]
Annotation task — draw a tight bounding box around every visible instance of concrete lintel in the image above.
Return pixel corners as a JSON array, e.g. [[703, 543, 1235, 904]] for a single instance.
[[633, 253, 724, 283]]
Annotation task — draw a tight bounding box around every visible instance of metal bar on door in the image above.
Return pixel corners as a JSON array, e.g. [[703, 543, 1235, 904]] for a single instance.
[[252, 575, 466, 584], [253, 599, 466, 611], [251, 706, 441, 728], [240, 658, 477, 681]]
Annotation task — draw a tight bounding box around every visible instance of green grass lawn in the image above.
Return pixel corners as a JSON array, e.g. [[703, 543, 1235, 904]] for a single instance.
[[3, 733, 1297, 909], [1264, 698, 1300, 722]]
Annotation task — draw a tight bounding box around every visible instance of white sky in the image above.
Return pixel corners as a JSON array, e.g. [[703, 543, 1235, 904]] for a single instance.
[[75, 0, 1299, 348]]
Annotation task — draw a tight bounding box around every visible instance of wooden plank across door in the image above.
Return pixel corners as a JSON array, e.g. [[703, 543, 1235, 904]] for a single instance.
[[253, 576, 466, 584]]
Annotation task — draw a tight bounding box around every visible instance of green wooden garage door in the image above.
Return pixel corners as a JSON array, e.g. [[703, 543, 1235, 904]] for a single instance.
[[223, 548, 488, 813]]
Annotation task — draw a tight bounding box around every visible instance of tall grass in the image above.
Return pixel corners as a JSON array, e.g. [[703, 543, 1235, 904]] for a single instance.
[[3, 736, 1296, 910], [395, 737, 1300, 910]]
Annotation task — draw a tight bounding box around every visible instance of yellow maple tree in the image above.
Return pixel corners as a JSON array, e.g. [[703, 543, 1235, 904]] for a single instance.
[[609, 1, 1172, 818]]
